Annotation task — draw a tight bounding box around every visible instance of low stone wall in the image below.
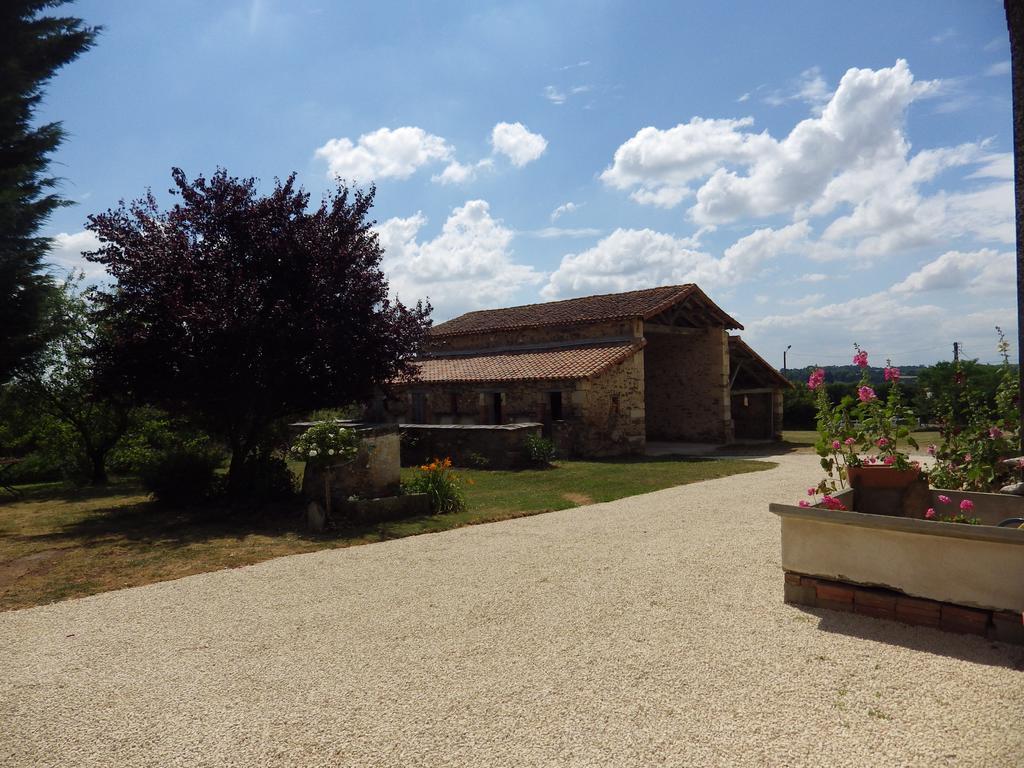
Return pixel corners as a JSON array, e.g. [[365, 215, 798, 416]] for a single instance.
[[400, 423, 542, 469]]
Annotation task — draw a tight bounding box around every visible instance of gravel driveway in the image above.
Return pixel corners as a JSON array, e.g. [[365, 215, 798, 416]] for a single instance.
[[2, 453, 1021, 767]]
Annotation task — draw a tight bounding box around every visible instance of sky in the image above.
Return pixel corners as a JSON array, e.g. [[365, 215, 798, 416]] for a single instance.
[[41, 0, 1017, 368]]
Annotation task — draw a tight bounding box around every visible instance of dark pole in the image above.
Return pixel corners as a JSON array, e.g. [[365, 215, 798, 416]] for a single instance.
[[783, 344, 791, 372], [1007, 0, 1024, 450]]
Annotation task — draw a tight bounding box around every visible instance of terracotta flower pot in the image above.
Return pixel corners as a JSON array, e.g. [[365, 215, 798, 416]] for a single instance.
[[847, 465, 921, 489]]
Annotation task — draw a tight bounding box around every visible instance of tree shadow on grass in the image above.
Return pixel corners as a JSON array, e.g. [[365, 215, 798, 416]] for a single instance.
[[796, 605, 1024, 671], [6, 482, 324, 552]]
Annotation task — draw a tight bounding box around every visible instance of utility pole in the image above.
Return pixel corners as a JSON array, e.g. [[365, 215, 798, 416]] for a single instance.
[[953, 341, 960, 364], [783, 344, 791, 372]]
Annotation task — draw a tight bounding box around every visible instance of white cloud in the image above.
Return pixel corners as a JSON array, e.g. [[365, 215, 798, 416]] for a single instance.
[[967, 153, 1013, 180], [601, 60, 1012, 265], [541, 221, 808, 299], [490, 122, 548, 167], [48, 230, 106, 282], [630, 186, 692, 208], [930, 28, 955, 45], [600, 117, 770, 208], [314, 126, 452, 181], [550, 201, 582, 221], [890, 249, 1014, 295], [541, 228, 712, 299], [797, 273, 828, 283], [736, 92, 751, 103], [985, 60, 1011, 77], [431, 158, 493, 186], [692, 61, 934, 224], [543, 85, 566, 105], [763, 66, 832, 111], [779, 293, 824, 307], [527, 227, 602, 239], [376, 200, 543, 319]]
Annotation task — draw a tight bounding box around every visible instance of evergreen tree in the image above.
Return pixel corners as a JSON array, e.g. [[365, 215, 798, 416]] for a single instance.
[[0, 1, 98, 383]]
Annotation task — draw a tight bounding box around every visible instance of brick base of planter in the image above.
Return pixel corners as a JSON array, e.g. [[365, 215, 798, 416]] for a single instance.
[[783, 572, 1024, 646]]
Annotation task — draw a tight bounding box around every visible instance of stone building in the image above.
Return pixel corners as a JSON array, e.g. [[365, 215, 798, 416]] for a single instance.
[[375, 285, 790, 457]]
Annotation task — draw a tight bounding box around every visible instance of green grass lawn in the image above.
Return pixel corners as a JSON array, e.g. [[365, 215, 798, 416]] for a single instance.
[[0, 455, 771, 611]]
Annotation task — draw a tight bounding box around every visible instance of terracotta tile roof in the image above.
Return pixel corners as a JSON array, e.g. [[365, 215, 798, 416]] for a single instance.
[[404, 341, 644, 384], [430, 284, 741, 337], [728, 336, 793, 389]]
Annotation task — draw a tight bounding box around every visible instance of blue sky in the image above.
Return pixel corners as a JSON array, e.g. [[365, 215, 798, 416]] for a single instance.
[[43, 0, 1015, 366]]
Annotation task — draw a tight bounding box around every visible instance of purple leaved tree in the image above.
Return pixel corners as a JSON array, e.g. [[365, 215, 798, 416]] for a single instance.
[[86, 168, 430, 499]]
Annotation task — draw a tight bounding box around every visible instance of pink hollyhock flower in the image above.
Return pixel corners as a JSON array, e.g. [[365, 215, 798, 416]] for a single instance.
[[822, 496, 848, 511], [989, 426, 1003, 439], [853, 350, 868, 368], [807, 487, 816, 496], [938, 495, 951, 504], [807, 368, 826, 390], [876, 437, 888, 447], [964, 453, 972, 462], [844, 437, 856, 446], [831, 440, 841, 450], [798, 500, 811, 508], [858, 386, 876, 402], [925, 508, 936, 519], [959, 499, 974, 512], [868, 456, 878, 464], [927, 444, 936, 456], [884, 366, 900, 382], [883, 455, 896, 465]]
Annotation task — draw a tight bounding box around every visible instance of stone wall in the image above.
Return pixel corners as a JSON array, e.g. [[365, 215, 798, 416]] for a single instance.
[[643, 327, 731, 442], [400, 423, 543, 469], [574, 350, 645, 455], [426, 319, 638, 353]]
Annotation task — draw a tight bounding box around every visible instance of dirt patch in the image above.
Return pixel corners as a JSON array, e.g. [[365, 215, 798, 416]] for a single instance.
[[0, 550, 64, 592], [562, 493, 594, 506]]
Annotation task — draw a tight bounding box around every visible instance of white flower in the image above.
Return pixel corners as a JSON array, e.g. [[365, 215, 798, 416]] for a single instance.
[[309, 449, 317, 457], [328, 449, 335, 456]]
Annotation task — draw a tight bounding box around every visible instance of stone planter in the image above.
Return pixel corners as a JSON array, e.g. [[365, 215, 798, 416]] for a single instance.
[[770, 489, 1024, 643]]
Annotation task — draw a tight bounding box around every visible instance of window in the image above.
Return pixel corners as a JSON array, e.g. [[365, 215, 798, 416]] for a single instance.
[[549, 391, 563, 421]]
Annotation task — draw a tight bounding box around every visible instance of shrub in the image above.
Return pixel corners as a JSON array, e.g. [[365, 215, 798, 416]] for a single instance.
[[221, 452, 297, 504], [404, 457, 467, 514], [525, 433, 557, 466], [289, 422, 359, 465], [929, 329, 1020, 492], [466, 451, 490, 468], [139, 443, 222, 505]]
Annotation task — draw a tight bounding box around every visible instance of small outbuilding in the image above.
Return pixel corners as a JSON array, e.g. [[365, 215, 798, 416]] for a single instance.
[[372, 284, 790, 457]]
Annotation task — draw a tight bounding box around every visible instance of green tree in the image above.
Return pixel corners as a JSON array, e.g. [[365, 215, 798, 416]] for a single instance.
[[0, 1, 98, 383], [16, 273, 129, 484]]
